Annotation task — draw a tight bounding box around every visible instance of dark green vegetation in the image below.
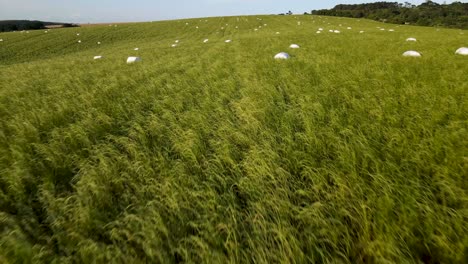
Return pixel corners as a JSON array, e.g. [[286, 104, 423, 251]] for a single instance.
[[0, 15, 467, 263], [0, 20, 78, 33], [312, 1, 468, 29]]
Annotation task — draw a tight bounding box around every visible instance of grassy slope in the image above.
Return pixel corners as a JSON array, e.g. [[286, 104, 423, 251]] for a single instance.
[[0, 15, 467, 263]]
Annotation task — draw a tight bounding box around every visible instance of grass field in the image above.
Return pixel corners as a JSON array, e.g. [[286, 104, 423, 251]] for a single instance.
[[0, 15, 467, 263]]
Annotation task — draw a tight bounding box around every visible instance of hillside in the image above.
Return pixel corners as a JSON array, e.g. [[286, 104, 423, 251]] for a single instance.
[[0, 15, 467, 263], [312, 1, 468, 29]]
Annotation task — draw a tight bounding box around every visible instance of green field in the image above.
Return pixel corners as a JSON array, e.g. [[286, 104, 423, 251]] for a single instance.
[[0, 15, 467, 263]]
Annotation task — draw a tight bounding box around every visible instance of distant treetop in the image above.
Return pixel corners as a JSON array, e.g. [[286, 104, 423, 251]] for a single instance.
[[311, 1, 468, 29]]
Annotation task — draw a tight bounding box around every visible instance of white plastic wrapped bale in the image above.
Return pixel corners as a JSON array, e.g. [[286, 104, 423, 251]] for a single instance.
[[127, 57, 142, 64], [78, 40, 81, 43], [289, 44, 300, 49], [402, 51, 421, 57], [406, 38, 417, 42], [97, 42, 101, 45], [225, 40, 232, 43], [347, 27, 352, 29], [134, 48, 139, 51], [318, 28, 323, 31], [455, 47, 468, 55], [0, 39, 3, 42], [171, 44, 177, 47], [316, 31, 321, 34], [334, 30, 340, 33], [360, 31, 365, 33], [203, 39, 209, 43], [94, 56, 103, 60], [276, 32, 280, 34], [389, 29, 395, 32], [329, 30, 333, 32], [175, 40, 179, 43], [274, 52, 290, 60]]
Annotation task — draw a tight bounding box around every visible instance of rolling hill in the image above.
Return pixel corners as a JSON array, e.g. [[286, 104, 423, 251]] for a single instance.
[[0, 15, 467, 263]]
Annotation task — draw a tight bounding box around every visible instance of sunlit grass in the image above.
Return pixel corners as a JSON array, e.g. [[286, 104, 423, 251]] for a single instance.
[[0, 15, 467, 263]]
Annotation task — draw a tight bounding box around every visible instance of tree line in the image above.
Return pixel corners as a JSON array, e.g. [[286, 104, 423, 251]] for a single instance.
[[311, 1, 468, 29], [0, 20, 78, 32]]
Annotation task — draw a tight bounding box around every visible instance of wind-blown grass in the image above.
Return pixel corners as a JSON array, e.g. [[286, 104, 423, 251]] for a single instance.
[[0, 15, 467, 263]]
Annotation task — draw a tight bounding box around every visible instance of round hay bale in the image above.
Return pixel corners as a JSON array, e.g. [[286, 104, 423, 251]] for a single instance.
[[402, 51, 421, 57], [127, 57, 142, 64], [455, 47, 468, 55], [274, 52, 290, 60]]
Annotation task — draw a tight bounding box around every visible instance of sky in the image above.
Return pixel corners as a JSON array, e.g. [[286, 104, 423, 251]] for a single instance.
[[0, 0, 458, 23]]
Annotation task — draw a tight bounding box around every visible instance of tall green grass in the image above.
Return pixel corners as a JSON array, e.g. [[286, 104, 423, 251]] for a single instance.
[[0, 15, 467, 263]]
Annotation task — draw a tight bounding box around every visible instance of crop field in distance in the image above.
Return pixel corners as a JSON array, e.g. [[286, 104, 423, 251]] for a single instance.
[[0, 15, 467, 263]]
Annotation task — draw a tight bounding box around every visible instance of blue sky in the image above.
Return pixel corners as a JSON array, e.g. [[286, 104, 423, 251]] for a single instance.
[[0, 0, 456, 23]]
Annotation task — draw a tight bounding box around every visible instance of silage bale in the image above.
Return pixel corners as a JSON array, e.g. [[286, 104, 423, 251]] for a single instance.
[[455, 47, 468, 55], [134, 48, 139, 51], [171, 44, 177, 47], [225, 40, 232, 43], [94, 56, 103, 60], [334, 30, 340, 33], [203, 39, 209, 43], [406, 38, 417, 42], [402, 51, 421, 57], [274, 52, 290, 60], [289, 44, 300, 49], [127, 57, 142, 64]]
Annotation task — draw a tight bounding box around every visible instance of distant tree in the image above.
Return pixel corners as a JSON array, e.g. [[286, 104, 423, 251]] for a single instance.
[[311, 1, 468, 29], [287, 11, 293, 15]]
